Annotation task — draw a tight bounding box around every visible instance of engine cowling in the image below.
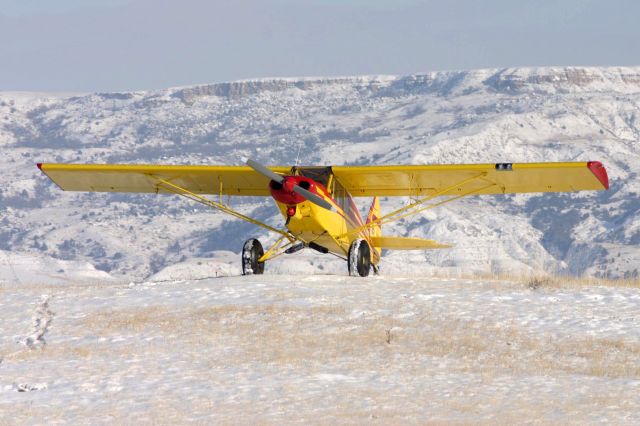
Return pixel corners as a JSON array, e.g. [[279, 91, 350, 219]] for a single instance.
[[269, 176, 327, 205]]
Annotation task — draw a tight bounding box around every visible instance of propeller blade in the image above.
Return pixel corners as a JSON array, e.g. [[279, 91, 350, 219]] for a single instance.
[[293, 185, 333, 211], [246, 159, 284, 184], [247, 159, 332, 211]]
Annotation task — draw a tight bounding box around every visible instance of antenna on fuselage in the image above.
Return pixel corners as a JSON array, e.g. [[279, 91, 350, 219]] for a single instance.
[[294, 138, 303, 167]]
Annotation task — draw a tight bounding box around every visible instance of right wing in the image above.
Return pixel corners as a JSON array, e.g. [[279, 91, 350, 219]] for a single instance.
[[332, 161, 609, 197], [37, 163, 292, 196]]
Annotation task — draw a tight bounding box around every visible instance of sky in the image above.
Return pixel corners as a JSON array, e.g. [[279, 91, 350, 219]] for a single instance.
[[1, 0, 639, 92]]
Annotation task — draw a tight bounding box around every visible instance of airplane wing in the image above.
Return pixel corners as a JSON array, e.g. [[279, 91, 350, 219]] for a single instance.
[[37, 163, 292, 196], [332, 161, 609, 197], [38, 161, 609, 198], [370, 236, 451, 250]]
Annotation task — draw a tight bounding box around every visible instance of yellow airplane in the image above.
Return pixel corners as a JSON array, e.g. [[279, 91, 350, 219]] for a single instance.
[[37, 160, 609, 277]]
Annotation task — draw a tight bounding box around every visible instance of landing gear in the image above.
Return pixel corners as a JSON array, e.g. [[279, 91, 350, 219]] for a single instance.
[[242, 238, 265, 275], [348, 239, 371, 277]]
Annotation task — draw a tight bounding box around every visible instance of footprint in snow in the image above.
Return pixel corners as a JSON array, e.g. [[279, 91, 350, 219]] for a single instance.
[[14, 383, 47, 392], [23, 295, 54, 350]]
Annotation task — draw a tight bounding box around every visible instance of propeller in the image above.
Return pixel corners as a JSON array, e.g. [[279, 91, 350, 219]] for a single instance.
[[246, 159, 285, 184], [246, 159, 333, 211]]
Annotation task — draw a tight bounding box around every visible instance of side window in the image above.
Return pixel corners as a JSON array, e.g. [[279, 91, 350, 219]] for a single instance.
[[332, 178, 349, 214]]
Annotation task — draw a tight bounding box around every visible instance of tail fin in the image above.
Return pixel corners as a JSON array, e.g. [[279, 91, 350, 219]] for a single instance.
[[366, 196, 382, 262]]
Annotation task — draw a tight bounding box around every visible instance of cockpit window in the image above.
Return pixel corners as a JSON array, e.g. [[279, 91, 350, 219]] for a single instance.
[[295, 167, 332, 187], [297, 167, 360, 222]]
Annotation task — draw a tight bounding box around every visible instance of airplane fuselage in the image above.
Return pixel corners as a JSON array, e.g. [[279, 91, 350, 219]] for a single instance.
[[269, 170, 379, 263]]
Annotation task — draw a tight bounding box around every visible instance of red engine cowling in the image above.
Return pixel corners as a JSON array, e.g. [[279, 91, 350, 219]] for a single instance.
[[269, 176, 327, 205]]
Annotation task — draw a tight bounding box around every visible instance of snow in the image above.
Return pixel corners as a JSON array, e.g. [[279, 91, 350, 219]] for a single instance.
[[1, 274, 639, 423], [2, 66, 640, 422], [0, 250, 115, 285], [2, 66, 638, 281], [148, 252, 240, 281]]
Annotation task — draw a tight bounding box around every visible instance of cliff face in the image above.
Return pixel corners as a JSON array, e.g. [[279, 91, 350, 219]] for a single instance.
[[1, 67, 639, 280], [170, 67, 640, 103], [172, 76, 393, 103], [483, 67, 640, 94]]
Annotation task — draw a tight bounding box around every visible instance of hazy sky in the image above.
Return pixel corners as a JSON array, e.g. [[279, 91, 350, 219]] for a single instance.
[[1, 0, 638, 92]]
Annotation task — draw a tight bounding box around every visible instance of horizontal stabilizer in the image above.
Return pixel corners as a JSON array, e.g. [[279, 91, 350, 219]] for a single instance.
[[370, 236, 452, 250]]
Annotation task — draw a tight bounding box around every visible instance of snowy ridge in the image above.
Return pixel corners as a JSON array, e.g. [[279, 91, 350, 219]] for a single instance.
[[1, 66, 639, 280]]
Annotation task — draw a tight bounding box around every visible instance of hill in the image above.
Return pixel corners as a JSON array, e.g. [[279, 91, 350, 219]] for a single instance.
[[1, 67, 639, 281]]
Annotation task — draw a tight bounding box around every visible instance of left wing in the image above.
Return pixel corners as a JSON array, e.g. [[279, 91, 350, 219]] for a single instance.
[[37, 163, 292, 196], [332, 161, 609, 197]]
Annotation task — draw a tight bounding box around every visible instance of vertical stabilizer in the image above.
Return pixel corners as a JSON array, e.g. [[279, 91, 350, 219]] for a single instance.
[[366, 196, 382, 263]]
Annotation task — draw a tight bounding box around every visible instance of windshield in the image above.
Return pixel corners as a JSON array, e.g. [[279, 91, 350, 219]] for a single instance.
[[295, 167, 332, 188]]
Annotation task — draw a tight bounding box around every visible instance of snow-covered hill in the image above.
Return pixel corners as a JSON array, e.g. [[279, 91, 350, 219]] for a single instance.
[[1, 67, 639, 281]]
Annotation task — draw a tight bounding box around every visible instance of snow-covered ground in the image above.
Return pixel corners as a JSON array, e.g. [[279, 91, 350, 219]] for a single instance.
[[1, 273, 640, 423]]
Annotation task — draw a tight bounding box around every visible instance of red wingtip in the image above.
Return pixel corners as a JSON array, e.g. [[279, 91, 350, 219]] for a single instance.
[[36, 163, 43, 170], [587, 161, 609, 190]]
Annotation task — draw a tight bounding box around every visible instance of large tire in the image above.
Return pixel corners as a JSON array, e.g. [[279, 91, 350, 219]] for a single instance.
[[348, 239, 371, 277], [242, 238, 265, 275]]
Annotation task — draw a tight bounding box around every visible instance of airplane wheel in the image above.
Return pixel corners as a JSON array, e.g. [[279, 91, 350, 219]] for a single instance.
[[348, 239, 371, 277], [242, 238, 265, 275]]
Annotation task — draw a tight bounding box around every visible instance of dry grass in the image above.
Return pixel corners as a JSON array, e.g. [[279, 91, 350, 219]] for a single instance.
[[3, 296, 640, 424], [3, 342, 99, 363], [456, 272, 640, 290], [82, 304, 348, 335], [69, 303, 640, 380], [4, 276, 639, 423]]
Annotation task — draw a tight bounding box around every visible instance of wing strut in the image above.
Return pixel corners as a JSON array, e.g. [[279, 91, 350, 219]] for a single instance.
[[258, 234, 297, 263], [337, 173, 497, 239], [150, 176, 294, 240]]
